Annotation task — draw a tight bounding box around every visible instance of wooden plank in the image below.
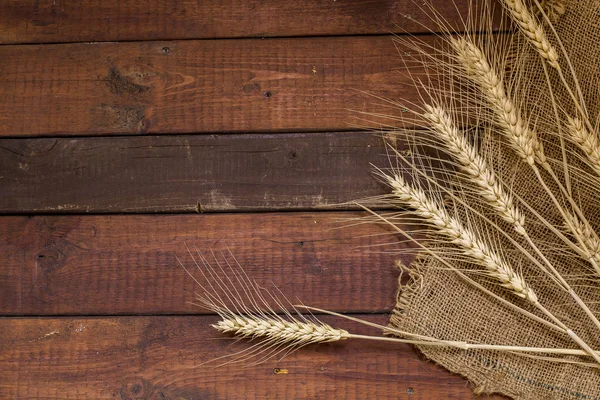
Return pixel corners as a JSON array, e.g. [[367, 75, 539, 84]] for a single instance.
[[0, 315, 499, 399], [0, 36, 428, 137], [0, 213, 410, 316], [0, 0, 498, 44], [0, 132, 397, 213]]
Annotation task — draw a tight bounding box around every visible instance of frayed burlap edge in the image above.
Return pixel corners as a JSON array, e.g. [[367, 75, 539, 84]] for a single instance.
[[388, 257, 513, 397], [388, 254, 600, 400]]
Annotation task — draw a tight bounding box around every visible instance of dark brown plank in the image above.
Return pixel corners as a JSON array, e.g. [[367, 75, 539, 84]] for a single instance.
[[0, 0, 496, 44], [0, 132, 395, 213], [0, 36, 424, 137], [0, 213, 409, 316], [0, 315, 501, 399]]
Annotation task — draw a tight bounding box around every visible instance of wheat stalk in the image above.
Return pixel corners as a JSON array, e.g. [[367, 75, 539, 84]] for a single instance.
[[214, 304, 600, 361], [178, 247, 600, 365]]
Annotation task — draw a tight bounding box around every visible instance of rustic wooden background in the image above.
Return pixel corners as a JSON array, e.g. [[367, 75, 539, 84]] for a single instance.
[[0, 1, 504, 398]]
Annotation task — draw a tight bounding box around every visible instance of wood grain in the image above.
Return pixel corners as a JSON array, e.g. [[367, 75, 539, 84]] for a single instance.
[[0, 0, 499, 44], [0, 132, 397, 213], [0, 36, 430, 137], [0, 315, 502, 399], [0, 213, 409, 316]]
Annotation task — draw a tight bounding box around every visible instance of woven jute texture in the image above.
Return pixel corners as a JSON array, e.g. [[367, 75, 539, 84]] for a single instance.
[[388, 1, 600, 398]]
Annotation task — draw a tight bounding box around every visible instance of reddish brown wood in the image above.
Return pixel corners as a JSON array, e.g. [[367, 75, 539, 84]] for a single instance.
[[0, 213, 410, 316], [0, 315, 503, 399], [0, 36, 434, 137], [0, 132, 398, 213], [0, 0, 500, 44]]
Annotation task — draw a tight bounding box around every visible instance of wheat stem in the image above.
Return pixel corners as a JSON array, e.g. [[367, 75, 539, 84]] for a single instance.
[[299, 306, 600, 359], [213, 309, 600, 360]]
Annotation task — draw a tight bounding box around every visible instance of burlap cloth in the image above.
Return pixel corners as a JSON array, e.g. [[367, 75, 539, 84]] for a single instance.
[[388, 1, 600, 398]]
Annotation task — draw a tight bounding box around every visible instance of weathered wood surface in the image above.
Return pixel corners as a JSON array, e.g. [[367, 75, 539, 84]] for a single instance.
[[0, 315, 501, 399], [0, 0, 497, 44], [0, 132, 397, 213], [0, 213, 407, 316], [0, 36, 427, 137], [0, 1, 508, 397]]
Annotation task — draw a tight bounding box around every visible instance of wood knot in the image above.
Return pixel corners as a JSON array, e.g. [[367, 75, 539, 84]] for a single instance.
[[106, 67, 151, 97], [36, 248, 65, 273], [118, 378, 175, 400]]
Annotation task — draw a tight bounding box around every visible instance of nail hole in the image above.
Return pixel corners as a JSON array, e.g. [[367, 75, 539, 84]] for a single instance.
[[161, 47, 170, 53], [407, 387, 415, 395], [288, 151, 297, 159], [263, 91, 272, 98]]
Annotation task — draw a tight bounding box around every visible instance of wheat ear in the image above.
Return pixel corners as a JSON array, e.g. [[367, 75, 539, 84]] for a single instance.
[[566, 116, 600, 179], [567, 213, 600, 276], [214, 314, 349, 343], [179, 247, 600, 364], [384, 173, 536, 303], [216, 304, 600, 362], [502, 0, 560, 70], [422, 104, 525, 234], [450, 37, 545, 166]]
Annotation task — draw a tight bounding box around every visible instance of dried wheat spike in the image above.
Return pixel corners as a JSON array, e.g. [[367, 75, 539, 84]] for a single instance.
[[568, 213, 600, 271], [450, 37, 546, 167], [566, 116, 600, 178], [385, 173, 537, 303], [503, 0, 560, 70], [214, 314, 350, 344], [423, 104, 526, 234]]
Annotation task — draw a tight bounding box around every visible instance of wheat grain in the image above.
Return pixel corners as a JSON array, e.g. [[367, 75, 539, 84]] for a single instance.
[[450, 37, 546, 167], [539, 0, 566, 22], [503, 0, 560, 70], [384, 172, 537, 303], [423, 104, 526, 234], [566, 116, 600, 178]]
